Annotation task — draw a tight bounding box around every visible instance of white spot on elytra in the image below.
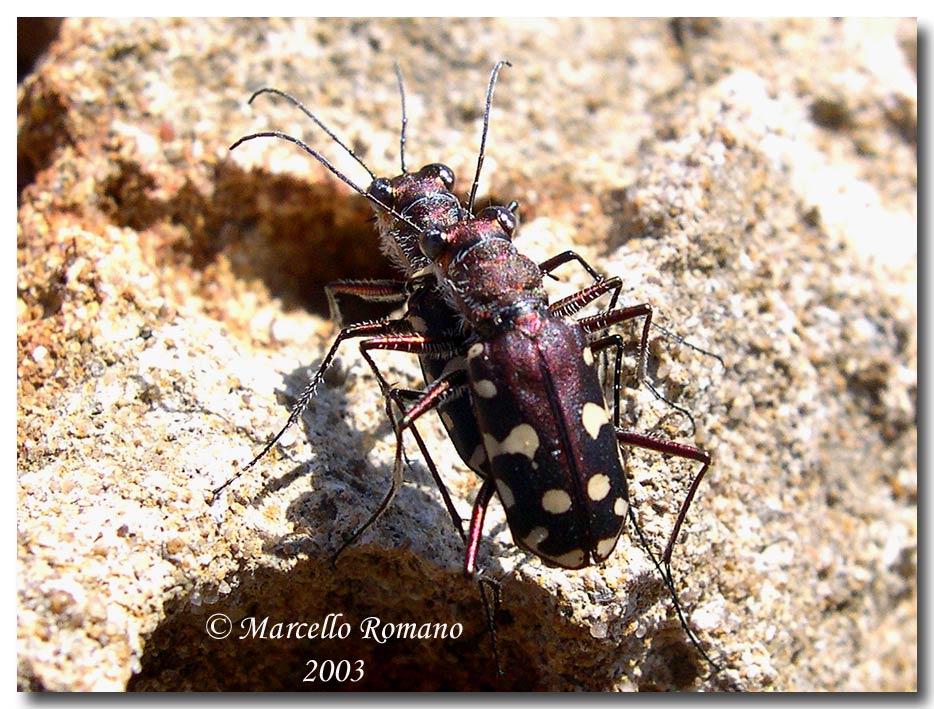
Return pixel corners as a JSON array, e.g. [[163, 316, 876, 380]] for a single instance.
[[473, 379, 497, 398], [581, 402, 611, 440], [467, 342, 484, 360], [522, 526, 549, 551], [595, 536, 618, 560], [550, 548, 586, 568], [483, 424, 540, 462], [587, 474, 611, 501], [495, 479, 515, 508], [542, 489, 572, 514], [582, 346, 594, 367], [614, 497, 629, 517]]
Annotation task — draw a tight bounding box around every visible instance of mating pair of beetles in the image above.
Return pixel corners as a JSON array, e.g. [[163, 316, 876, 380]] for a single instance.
[[217, 62, 714, 615]]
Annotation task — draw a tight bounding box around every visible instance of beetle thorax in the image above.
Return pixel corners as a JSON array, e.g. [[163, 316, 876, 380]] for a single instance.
[[445, 238, 547, 336]]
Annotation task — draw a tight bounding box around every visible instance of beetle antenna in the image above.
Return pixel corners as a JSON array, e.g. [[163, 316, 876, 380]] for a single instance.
[[467, 59, 511, 214], [230, 130, 424, 235], [248, 87, 376, 181], [393, 63, 409, 174]]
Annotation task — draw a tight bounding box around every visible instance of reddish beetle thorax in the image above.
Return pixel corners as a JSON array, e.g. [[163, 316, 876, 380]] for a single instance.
[[442, 229, 547, 336]]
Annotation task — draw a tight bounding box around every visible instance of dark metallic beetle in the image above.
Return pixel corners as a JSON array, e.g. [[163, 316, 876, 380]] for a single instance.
[[217, 63, 719, 669], [216, 64, 620, 554]]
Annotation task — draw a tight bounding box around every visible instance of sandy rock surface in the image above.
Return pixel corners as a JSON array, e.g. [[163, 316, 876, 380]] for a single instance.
[[17, 18, 916, 691]]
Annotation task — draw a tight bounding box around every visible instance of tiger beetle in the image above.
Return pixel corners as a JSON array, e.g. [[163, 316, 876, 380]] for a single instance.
[[217, 61, 722, 673], [216, 62, 619, 533]]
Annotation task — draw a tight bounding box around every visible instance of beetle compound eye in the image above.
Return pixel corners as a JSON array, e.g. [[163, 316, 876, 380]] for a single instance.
[[478, 206, 517, 239], [419, 227, 447, 261], [495, 206, 517, 236], [424, 163, 456, 191], [368, 177, 394, 209]]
